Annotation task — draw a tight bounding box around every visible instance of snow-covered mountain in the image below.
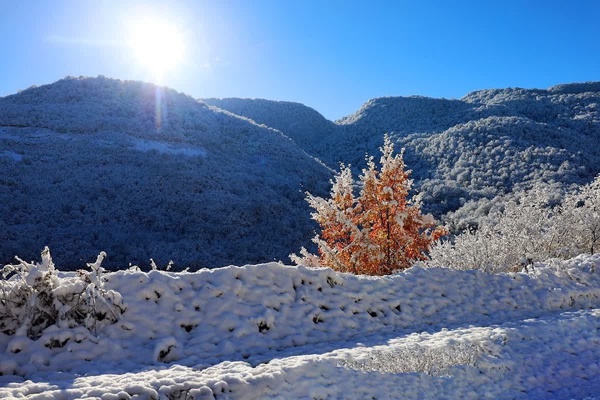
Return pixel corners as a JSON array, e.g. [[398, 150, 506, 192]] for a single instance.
[[0, 76, 331, 269], [210, 83, 600, 224], [2, 78, 600, 398], [2, 77, 599, 268], [202, 98, 338, 157]]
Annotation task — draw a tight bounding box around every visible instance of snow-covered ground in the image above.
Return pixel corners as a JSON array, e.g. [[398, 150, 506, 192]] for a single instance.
[[129, 137, 207, 158], [2, 255, 600, 399]]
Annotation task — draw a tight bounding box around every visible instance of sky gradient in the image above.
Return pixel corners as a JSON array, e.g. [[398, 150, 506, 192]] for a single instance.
[[1, 0, 599, 121]]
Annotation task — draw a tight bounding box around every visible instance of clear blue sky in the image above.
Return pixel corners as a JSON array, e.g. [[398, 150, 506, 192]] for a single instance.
[[1, 0, 599, 121]]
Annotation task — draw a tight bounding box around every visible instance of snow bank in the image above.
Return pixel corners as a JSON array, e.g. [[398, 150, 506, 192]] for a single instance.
[[1, 254, 600, 398], [99, 255, 600, 368]]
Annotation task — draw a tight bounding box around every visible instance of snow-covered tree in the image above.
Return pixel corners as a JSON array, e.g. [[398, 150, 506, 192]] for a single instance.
[[292, 136, 446, 275], [428, 185, 567, 273], [428, 176, 600, 273], [561, 175, 600, 255]]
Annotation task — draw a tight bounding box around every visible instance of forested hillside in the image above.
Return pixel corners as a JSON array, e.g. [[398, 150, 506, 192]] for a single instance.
[[202, 98, 338, 157], [1, 77, 599, 268], [0, 77, 331, 269], [211, 82, 600, 225]]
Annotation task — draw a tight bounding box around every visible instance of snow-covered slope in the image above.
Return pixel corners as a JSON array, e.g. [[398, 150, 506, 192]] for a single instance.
[[0, 77, 331, 269], [211, 83, 600, 223], [1, 255, 599, 398], [397, 84, 600, 218], [2, 78, 599, 267], [202, 98, 338, 158]]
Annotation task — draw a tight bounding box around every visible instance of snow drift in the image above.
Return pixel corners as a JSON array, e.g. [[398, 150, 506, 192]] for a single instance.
[[2, 254, 600, 398]]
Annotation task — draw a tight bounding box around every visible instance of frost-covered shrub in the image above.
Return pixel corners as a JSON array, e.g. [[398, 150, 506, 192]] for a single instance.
[[293, 136, 445, 275], [0, 247, 125, 339], [428, 176, 600, 272], [561, 176, 600, 255]]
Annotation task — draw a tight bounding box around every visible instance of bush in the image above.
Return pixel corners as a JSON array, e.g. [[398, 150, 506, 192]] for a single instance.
[[292, 135, 446, 275], [0, 247, 125, 339], [427, 175, 600, 273], [562, 176, 600, 256]]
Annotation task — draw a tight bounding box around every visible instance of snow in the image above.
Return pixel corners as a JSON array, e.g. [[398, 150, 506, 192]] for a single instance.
[[130, 137, 207, 158], [2, 254, 600, 398], [0, 150, 23, 162], [0, 78, 334, 269]]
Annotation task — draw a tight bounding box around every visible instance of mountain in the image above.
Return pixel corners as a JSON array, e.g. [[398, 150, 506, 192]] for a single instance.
[[210, 83, 600, 227], [0, 76, 331, 269], [201, 98, 338, 157], [2, 77, 599, 268]]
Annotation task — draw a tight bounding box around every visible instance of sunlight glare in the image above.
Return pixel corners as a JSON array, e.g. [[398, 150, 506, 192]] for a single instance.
[[128, 17, 185, 83]]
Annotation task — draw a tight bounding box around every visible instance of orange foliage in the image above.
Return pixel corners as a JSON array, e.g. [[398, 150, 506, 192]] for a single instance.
[[299, 135, 446, 275]]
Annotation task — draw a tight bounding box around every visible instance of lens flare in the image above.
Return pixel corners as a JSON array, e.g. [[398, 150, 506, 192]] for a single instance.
[[128, 17, 185, 83]]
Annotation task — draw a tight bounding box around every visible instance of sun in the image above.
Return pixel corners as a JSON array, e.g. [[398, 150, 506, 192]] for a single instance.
[[128, 17, 185, 83]]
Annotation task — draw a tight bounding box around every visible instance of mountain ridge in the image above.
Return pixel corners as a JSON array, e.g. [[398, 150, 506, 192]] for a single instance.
[[201, 97, 338, 157], [0, 76, 331, 269], [211, 81, 600, 224], [1, 76, 599, 267]]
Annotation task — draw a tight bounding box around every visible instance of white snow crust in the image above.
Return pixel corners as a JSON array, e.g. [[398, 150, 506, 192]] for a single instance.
[[2, 255, 600, 399], [130, 137, 207, 157]]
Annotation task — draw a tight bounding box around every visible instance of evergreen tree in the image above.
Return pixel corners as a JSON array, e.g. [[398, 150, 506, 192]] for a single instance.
[[293, 135, 446, 275]]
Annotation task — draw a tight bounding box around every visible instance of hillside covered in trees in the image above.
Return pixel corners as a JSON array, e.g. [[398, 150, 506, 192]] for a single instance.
[[206, 82, 600, 226], [1, 77, 599, 269], [0, 77, 331, 269], [2, 77, 600, 398]]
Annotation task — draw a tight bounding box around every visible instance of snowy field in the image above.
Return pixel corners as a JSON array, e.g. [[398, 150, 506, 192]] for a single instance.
[[2, 254, 600, 399]]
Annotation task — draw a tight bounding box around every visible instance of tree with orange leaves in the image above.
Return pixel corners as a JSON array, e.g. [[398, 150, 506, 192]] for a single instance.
[[292, 135, 446, 275]]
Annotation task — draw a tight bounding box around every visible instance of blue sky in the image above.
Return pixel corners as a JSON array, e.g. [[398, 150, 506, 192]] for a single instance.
[[1, 0, 599, 121]]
